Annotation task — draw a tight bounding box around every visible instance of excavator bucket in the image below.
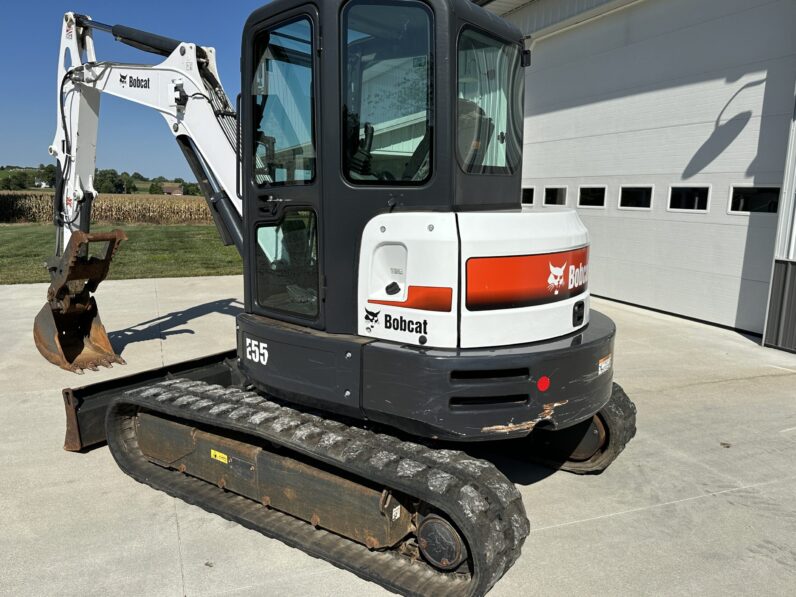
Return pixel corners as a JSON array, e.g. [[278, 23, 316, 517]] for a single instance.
[[33, 229, 127, 374]]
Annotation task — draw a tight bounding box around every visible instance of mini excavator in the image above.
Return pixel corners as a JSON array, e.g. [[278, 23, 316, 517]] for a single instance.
[[35, 2, 636, 595]]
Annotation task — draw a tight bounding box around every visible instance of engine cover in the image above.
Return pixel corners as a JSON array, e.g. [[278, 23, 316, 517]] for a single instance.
[[358, 209, 591, 349]]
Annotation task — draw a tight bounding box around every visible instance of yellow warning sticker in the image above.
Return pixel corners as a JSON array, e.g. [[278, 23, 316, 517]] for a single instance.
[[210, 449, 229, 464]]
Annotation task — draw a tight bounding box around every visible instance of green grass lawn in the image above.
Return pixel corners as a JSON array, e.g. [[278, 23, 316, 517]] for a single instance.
[[0, 223, 242, 284]]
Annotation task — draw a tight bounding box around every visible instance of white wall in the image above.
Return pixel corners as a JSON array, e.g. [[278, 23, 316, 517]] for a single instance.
[[509, 0, 796, 332]]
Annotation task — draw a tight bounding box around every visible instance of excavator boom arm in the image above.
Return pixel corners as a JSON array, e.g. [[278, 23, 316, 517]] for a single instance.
[[50, 11, 243, 253], [36, 12, 244, 373]]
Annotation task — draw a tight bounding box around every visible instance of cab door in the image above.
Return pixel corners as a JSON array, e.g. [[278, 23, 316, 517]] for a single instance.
[[242, 5, 324, 329]]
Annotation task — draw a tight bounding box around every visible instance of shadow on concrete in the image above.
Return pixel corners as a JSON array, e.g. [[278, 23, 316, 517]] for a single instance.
[[472, 448, 560, 486], [109, 298, 243, 355], [439, 436, 563, 487]]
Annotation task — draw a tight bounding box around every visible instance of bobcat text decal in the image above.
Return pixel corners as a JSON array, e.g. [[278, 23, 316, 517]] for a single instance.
[[119, 74, 150, 89], [363, 308, 429, 339], [567, 262, 588, 291], [383, 314, 428, 335]]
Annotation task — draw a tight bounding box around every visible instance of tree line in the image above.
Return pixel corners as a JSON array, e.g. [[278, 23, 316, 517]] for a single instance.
[[0, 165, 200, 195]]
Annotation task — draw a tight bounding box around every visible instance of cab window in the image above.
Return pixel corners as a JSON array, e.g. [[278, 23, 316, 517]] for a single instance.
[[255, 210, 319, 317], [251, 18, 315, 186], [342, 0, 433, 184], [457, 28, 523, 174]]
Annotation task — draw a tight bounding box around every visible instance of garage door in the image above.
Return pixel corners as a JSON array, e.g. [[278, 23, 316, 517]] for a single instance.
[[511, 0, 796, 333]]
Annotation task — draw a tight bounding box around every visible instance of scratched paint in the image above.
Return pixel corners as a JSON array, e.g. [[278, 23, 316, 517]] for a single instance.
[[481, 400, 569, 434]]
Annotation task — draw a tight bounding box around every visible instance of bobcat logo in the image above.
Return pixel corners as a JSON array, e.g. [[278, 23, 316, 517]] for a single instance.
[[364, 308, 380, 333], [119, 74, 127, 87], [547, 262, 567, 295]]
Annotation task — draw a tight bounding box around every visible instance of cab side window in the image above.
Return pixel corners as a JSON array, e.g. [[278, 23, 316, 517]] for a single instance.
[[342, 0, 433, 184], [251, 18, 315, 186]]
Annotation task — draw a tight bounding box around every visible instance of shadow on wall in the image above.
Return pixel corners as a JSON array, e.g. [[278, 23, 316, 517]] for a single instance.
[[682, 77, 764, 180], [684, 74, 791, 333], [683, 111, 751, 179], [109, 298, 243, 355], [735, 211, 778, 332]]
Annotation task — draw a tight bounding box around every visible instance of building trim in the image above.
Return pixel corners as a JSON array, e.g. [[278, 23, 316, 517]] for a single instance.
[[666, 184, 712, 215], [542, 185, 568, 206], [518, 0, 648, 43], [763, 83, 796, 345], [617, 184, 655, 211], [725, 182, 782, 217], [576, 184, 608, 209]]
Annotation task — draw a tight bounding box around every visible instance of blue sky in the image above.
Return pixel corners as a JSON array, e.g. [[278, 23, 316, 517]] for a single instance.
[[0, 1, 265, 180]]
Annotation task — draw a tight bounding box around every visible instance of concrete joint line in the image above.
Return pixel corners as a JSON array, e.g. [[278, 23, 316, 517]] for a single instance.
[[530, 475, 796, 534]]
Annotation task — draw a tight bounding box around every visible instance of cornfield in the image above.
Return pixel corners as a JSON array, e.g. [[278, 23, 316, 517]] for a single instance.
[[0, 191, 213, 224]]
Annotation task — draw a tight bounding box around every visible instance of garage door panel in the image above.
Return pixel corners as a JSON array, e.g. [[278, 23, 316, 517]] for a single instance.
[[578, 216, 772, 281], [526, 58, 796, 145], [513, 0, 787, 334], [518, 0, 780, 73], [524, 114, 790, 180], [589, 255, 768, 332], [526, 0, 796, 116]]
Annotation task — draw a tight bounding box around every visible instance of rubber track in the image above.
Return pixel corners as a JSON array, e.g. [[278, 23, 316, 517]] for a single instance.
[[106, 379, 530, 597], [529, 382, 637, 474]]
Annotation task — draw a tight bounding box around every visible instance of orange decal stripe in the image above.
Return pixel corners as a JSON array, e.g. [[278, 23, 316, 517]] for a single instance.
[[467, 247, 589, 310], [369, 286, 453, 312]]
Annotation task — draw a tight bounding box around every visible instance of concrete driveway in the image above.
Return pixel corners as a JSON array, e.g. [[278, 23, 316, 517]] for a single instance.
[[1, 276, 795, 596]]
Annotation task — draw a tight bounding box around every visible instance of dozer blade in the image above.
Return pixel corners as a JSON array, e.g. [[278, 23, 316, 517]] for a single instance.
[[33, 229, 127, 374]]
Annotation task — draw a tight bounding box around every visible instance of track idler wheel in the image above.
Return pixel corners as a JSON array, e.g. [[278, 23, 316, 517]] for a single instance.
[[526, 382, 637, 474], [417, 514, 468, 571]]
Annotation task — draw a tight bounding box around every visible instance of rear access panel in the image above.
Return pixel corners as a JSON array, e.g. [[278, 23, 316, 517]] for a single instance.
[[236, 313, 371, 419], [457, 209, 591, 348]]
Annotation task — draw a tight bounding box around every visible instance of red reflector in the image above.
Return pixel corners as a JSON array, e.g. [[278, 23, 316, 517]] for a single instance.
[[536, 376, 551, 392]]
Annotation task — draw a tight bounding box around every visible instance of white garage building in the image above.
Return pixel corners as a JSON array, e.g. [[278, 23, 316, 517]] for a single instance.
[[481, 0, 796, 351]]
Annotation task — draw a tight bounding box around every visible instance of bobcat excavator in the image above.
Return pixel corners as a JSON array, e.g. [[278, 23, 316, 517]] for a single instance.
[[34, 2, 637, 595]]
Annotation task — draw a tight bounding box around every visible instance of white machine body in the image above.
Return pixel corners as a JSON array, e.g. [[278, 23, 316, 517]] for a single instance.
[[358, 208, 591, 349]]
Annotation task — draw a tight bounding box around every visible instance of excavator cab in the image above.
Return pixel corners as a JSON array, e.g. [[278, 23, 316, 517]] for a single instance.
[[239, 0, 526, 338]]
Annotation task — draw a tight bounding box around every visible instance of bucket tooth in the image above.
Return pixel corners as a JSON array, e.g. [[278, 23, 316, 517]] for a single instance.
[[33, 229, 127, 373]]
